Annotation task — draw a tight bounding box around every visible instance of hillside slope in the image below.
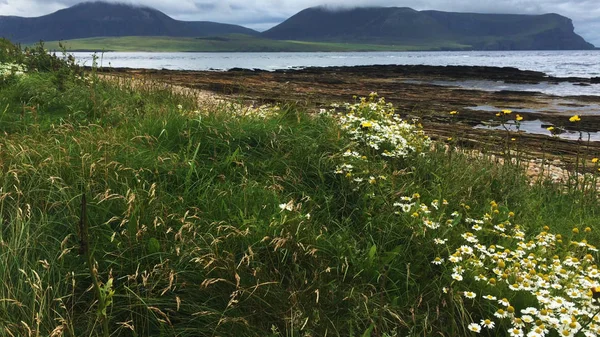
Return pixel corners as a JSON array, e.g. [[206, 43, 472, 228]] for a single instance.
[[0, 1, 258, 43], [262, 7, 595, 50]]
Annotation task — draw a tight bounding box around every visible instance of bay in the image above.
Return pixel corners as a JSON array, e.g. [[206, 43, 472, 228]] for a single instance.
[[72, 50, 600, 78]]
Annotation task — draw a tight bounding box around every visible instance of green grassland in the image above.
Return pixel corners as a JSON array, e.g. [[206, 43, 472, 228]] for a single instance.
[[2, 39, 600, 337], [41, 34, 471, 52]]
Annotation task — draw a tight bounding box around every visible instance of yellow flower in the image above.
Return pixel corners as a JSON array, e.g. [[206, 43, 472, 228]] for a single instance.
[[449, 110, 458, 115], [502, 109, 512, 114], [360, 121, 373, 129], [569, 115, 581, 122], [495, 113, 501, 117], [592, 158, 599, 163], [573, 227, 580, 234], [547, 126, 555, 131], [516, 114, 523, 121], [592, 287, 600, 299]]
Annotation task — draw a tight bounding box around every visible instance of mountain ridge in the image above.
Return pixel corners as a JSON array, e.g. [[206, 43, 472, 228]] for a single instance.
[[0, 1, 258, 43], [263, 6, 595, 50]]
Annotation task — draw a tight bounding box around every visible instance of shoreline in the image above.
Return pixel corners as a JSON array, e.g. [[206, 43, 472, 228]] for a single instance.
[[97, 64, 600, 166]]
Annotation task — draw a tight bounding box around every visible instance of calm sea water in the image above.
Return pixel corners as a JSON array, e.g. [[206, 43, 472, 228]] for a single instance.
[[72, 50, 600, 78]]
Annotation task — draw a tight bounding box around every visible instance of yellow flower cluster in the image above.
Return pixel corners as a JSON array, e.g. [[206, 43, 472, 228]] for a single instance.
[[570, 115, 582, 123]]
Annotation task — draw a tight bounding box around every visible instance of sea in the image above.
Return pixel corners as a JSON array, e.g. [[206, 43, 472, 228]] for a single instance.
[[72, 50, 600, 96], [73, 50, 600, 78]]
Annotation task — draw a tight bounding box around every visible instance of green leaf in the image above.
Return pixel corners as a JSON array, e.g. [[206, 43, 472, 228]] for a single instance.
[[368, 244, 377, 265]]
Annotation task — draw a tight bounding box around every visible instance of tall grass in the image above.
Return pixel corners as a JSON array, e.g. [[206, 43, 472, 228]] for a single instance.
[[0, 40, 599, 337]]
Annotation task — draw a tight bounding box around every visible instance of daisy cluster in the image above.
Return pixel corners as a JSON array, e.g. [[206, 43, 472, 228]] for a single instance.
[[398, 196, 600, 337], [0, 62, 26, 79], [330, 93, 431, 184]]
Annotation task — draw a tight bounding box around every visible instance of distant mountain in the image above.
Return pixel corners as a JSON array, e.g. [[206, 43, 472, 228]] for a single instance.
[[262, 7, 595, 50], [0, 1, 258, 43]]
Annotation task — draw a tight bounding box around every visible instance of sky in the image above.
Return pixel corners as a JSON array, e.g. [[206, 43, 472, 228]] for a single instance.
[[1, 0, 599, 46]]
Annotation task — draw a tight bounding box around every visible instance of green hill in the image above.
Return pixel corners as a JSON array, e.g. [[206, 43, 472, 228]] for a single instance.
[[263, 6, 595, 50], [42, 34, 469, 52]]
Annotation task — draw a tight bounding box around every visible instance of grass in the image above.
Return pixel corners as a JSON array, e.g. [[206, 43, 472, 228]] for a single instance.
[[1, 39, 600, 337], [41, 34, 471, 52]]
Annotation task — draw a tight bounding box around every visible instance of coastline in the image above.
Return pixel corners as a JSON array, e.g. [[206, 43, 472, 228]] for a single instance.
[[98, 64, 600, 165]]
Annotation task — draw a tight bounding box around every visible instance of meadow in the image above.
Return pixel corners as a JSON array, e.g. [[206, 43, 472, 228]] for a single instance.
[[1, 38, 600, 337]]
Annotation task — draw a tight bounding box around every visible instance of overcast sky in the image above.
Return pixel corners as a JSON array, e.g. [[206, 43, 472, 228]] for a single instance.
[[1, 0, 598, 46]]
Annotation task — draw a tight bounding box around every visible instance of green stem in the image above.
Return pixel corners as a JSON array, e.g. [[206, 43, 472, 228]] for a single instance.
[[79, 191, 110, 337]]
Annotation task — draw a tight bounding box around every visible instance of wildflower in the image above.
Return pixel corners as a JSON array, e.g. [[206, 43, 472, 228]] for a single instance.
[[177, 104, 183, 110], [474, 274, 488, 281], [502, 109, 513, 114], [360, 121, 373, 129], [449, 110, 459, 115], [592, 158, 599, 163], [521, 307, 538, 315], [494, 308, 508, 318], [509, 328, 524, 337], [480, 319, 495, 329], [483, 295, 497, 300], [464, 291, 477, 299], [468, 323, 481, 333], [279, 201, 294, 212], [516, 114, 524, 121], [569, 115, 581, 122], [431, 257, 444, 265], [452, 273, 463, 281], [592, 286, 600, 299], [498, 298, 510, 307]]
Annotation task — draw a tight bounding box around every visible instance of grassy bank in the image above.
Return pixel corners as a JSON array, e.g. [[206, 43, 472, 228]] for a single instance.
[[1, 39, 600, 337], [41, 34, 469, 52]]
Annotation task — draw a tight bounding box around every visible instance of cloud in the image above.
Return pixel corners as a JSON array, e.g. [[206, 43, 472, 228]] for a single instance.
[[0, 0, 598, 44]]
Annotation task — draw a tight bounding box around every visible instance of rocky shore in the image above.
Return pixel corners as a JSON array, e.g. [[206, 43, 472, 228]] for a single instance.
[[98, 64, 600, 168]]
